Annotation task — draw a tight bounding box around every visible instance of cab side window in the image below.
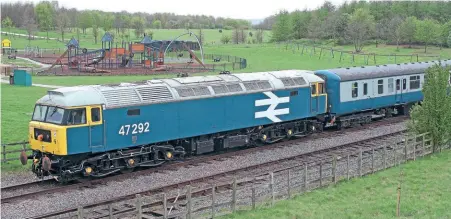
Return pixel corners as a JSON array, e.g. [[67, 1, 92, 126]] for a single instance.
[[91, 108, 101, 122], [311, 84, 317, 95], [318, 83, 325, 94], [67, 108, 86, 125]]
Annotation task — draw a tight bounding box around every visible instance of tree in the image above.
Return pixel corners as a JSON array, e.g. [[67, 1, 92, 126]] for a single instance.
[[307, 14, 322, 43], [220, 34, 231, 44], [256, 29, 264, 43], [448, 31, 451, 48], [103, 14, 114, 32], [92, 25, 99, 44], [22, 7, 37, 44], [399, 16, 417, 48], [56, 11, 69, 41], [232, 28, 240, 44], [415, 18, 441, 53], [35, 1, 54, 41], [198, 28, 204, 46], [386, 16, 403, 51], [79, 11, 93, 34], [345, 8, 376, 52], [132, 16, 146, 38], [2, 17, 13, 34], [271, 10, 291, 42], [408, 63, 451, 152], [438, 21, 451, 49], [152, 19, 162, 29]]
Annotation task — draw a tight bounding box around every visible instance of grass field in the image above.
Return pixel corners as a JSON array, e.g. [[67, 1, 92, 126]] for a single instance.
[[221, 149, 451, 219], [1, 55, 41, 68], [1, 85, 51, 172]]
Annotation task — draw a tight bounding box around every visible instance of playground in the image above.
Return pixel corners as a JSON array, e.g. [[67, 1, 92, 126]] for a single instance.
[[21, 31, 247, 76]]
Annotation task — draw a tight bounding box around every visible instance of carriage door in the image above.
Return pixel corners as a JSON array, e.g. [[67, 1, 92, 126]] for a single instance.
[[89, 106, 105, 152], [310, 83, 318, 113], [395, 79, 402, 103]]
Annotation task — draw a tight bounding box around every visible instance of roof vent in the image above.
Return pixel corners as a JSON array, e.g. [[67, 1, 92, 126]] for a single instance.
[[383, 65, 387, 66], [404, 63, 408, 64], [425, 61, 429, 63], [361, 66, 365, 68], [376, 65, 379, 67], [346, 67, 350, 69]]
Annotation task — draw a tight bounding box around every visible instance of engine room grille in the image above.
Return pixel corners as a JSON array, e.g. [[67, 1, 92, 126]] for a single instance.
[[136, 86, 173, 102], [211, 84, 228, 94], [226, 84, 243, 92], [281, 77, 307, 87], [101, 89, 141, 107]]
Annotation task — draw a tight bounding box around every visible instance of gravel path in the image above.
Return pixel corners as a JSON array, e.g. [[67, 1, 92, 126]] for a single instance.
[[1, 121, 407, 219]]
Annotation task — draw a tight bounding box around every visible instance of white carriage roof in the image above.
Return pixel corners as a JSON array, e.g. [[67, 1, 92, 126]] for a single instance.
[[323, 59, 451, 81], [36, 70, 324, 108]]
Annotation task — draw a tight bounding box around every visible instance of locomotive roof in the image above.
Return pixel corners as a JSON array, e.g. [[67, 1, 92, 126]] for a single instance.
[[36, 70, 324, 109], [322, 59, 451, 81]]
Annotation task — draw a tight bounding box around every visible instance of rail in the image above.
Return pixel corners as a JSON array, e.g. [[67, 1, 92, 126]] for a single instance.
[[1, 141, 29, 163], [26, 131, 451, 219]]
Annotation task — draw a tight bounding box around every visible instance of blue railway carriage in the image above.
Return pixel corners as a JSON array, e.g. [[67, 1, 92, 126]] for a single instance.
[[25, 70, 327, 181], [314, 60, 451, 129]]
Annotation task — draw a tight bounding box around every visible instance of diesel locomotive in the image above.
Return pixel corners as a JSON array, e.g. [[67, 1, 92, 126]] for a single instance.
[[22, 60, 451, 182]]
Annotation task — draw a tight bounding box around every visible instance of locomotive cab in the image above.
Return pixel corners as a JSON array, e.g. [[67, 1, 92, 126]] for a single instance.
[[25, 103, 104, 178]]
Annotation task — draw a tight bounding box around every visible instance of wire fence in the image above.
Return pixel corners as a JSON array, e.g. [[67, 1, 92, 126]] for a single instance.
[[276, 41, 444, 66]]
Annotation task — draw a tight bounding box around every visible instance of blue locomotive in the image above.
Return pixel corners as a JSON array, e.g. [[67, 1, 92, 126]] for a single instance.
[[22, 60, 451, 182], [24, 70, 328, 182]]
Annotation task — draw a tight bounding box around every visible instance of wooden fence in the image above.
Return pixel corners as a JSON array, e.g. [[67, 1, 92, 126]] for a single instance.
[[277, 42, 444, 66], [1, 141, 29, 163], [47, 132, 451, 219]]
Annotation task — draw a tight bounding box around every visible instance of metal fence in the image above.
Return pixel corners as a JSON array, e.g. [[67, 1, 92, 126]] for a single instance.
[[30, 132, 451, 219]]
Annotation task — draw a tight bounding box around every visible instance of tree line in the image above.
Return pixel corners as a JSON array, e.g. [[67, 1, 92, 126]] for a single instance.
[[1, 0, 252, 42], [269, 1, 451, 53]]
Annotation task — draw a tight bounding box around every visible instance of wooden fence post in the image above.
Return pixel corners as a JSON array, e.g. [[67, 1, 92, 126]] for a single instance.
[[77, 206, 83, 219], [332, 155, 337, 184], [270, 172, 275, 206], [304, 165, 308, 191], [211, 185, 216, 219], [108, 204, 113, 219], [319, 48, 323, 59], [251, 185, 256, 210], [346, 154, 350, 180], [187, 185, 192, 219], [136, 194, 142, 219], [383, 145, 387, 169], [163, 193, 168, 219], [319, 162, 323, 187], [404, 138, 408, 162], [232, 177, 237, 212], [422, 134, 425, 157], [2, 144, 6, 163], [359, 150, 362, 177], [339, 52, 343, 62], [371, 148, 375, 173], [287, 169, 291, 198], [394, 144, 398, 165], [413, 135, 417, 161]]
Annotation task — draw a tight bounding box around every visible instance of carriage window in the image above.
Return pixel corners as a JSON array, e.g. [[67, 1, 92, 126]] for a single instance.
[[290, 91, 298, 96], [388, 78, 394, 93], [378, 79, 384, 94], [410, 76, 420, 89], [91, 108, 101, 122], [352, 82, 358, 98], [396, 79, 401, 91], [403, 79, 407, 90], [363, 83, 368, 95], [311, 84, 317, 95], [318, 83, 325, 94]]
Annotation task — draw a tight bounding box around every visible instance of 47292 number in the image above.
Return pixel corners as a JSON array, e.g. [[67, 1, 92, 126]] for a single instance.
[[118, 122, 150, 136]]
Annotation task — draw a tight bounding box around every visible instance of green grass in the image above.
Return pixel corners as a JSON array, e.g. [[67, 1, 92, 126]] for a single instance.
[[221, 150, 451, 219], [1, 56, 41, 68], [0, 85, 51, 172]]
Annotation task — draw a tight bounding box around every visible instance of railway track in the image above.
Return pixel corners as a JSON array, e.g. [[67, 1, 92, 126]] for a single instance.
[[1, 115, 408, 204], [27, 128, 416, 219]]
